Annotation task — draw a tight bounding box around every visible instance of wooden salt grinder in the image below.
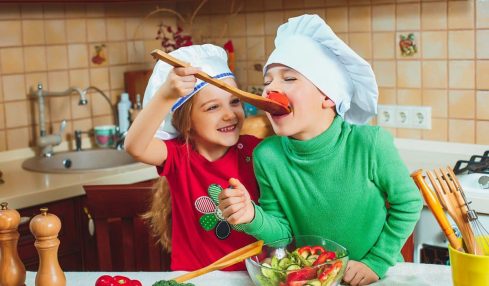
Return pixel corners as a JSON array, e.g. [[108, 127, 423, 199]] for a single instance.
[[0, 202, 26, 286], [29, 208, 66, 286]]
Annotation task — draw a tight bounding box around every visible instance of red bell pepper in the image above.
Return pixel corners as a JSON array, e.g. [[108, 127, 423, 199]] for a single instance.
[[95, 275, 116, 286], [286, 267, 317, 283], [114, 276, 131, 285], [297, 245, 326, 257], [318, 261, 343, 282], [95, 274, 142, 286], [297, 246, 312, 257], [312, 251, 336, 266], [311, 246, 326, 255]]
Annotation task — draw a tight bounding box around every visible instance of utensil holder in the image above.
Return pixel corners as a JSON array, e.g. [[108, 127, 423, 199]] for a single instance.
[[448, 236, 489, 286]]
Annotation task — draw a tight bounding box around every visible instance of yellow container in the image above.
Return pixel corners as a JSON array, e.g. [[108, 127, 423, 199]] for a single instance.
[[448, 237, 489, 286]]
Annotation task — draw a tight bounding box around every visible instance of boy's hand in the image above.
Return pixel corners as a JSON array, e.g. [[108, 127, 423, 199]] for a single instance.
[[342, 260, 379, 286], [218, 178, 255, 225], [157, 67, 199, 100]]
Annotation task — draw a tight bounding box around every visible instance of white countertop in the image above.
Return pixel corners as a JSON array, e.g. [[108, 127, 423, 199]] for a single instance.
[[24, 263, 453, 286], [0, 137, 488, 212]]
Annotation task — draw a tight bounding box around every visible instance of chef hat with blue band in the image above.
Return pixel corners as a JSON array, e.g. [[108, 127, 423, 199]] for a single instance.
[[143, 44, 234, 139], [265, 14, 378, 124]]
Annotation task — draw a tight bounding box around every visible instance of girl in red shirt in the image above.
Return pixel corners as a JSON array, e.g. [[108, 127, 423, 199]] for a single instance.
[[124, 44, 262, 271]]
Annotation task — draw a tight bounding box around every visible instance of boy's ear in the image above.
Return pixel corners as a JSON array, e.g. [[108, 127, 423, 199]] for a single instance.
[[322, 97, 335, 109]]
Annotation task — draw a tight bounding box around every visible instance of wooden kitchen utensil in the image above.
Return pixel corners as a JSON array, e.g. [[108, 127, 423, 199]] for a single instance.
[[446, 167, 489, 256], [411, 170, 464, 252], [0, 202, 26, 286], [150, 49, 291, 116], [29, 208, 66, 286], [173, 240, 264, 283], [428, 168, 481, 255]]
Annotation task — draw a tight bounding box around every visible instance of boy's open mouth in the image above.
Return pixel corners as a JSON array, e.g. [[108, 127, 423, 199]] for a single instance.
[[217, 124, 237, 132]]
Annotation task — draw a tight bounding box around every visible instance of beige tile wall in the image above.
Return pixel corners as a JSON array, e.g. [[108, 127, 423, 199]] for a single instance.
[[0, 2, 170, 151], [0, 0, 488, 152], [175, 0, 489, 145]]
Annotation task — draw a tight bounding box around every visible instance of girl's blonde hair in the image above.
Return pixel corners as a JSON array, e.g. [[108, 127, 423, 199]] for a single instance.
[[142, 97, 194, 251]]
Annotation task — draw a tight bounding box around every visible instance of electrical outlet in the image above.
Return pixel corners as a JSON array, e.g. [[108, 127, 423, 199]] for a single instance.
[[377, 105, 396, 127], [411, 106, 432, 129], [396, 106, 413, 128], [377, 104, 432, 129]]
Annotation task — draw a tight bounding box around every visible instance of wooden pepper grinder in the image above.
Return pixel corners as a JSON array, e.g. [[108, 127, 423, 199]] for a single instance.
[[29, 208, 66, 286], [0, 202, 26, 286]]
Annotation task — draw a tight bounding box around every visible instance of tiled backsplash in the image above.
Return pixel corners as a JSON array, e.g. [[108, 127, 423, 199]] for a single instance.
[[0, 2, 174, 151], [184, 0, 489, 144], [0, 0, 488, 152]]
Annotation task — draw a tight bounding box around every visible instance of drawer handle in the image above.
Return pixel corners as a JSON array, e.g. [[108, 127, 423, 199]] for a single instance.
[[83, 207, 95, 237], [20, 216, 31, 225]]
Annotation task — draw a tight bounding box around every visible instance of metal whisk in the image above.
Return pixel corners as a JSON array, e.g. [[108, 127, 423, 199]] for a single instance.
[[447, 167, 489, 256]]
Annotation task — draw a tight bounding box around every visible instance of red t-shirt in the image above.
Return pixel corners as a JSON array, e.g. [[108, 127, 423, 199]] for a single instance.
[[158, 135, 262, 271]]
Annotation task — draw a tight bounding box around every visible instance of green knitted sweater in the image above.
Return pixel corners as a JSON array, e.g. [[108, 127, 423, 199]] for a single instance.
[[241, 116, 423, 278]]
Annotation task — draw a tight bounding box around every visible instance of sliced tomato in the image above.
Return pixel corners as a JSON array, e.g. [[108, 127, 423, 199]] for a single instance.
[[267, 91, 289, 107]]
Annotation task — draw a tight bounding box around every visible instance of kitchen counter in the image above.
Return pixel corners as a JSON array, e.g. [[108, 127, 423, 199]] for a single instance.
[[0, 135, 488, 211], [0, 144, 158, 210], [24, 263, 453, 285]]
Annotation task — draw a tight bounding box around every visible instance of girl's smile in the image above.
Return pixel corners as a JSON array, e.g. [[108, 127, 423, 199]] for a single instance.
[[190, 78, 245, 161], [217, 124, 238, 133]]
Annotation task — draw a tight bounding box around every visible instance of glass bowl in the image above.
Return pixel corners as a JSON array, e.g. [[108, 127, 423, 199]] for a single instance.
[[245, 235, 349, 286]]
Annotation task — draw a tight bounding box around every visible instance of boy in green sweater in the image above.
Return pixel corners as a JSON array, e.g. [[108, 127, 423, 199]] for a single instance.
[[219, 14, 423, 285]]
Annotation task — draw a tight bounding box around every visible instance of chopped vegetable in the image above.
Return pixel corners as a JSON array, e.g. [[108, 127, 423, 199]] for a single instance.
[[152, 280, 195, 286], [318, 261, 343, 283], [95, 275, 142, 286], [312, 251, 336, 266], [254, 245, 344, 286], [267, 91, 289, 107]]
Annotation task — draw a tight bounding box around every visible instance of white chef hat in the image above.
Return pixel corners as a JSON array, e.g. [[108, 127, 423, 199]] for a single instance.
[[143, 44, 234, 140], [265, 14, 378, 124]]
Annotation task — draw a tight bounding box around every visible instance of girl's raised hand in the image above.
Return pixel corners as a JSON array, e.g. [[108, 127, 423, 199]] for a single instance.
[[218, 178, 255, 225], [157, 67, 200, 100]]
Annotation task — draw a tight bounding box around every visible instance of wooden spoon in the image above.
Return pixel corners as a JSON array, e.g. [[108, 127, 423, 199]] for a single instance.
[[151, 49, 291, 116], [173, 240, 264, 283]]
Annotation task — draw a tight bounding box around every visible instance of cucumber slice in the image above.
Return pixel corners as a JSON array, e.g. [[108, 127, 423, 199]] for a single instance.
[[260, 263, 276, 278], [278, 257, 291, 270], [256, 275, 274, 286], [286, 264, 301, 271], [304, 279, 321, 286], [292, 252, 311, 267], [307, 254, 319, 263], [271, 256, 279, 269]]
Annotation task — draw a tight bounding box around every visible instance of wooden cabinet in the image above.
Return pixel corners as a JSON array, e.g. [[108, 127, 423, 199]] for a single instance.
[[17, 198, 84, 271], [16, 179, 158, 271]]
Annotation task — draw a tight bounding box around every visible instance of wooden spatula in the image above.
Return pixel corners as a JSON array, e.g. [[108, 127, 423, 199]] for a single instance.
[[173, 240, 264, 283], [151, 49, 291, 116], [411, 170, 463, 252]]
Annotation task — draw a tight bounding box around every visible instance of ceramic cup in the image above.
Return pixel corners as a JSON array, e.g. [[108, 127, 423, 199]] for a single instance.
[[94, 125, 116, 148]]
